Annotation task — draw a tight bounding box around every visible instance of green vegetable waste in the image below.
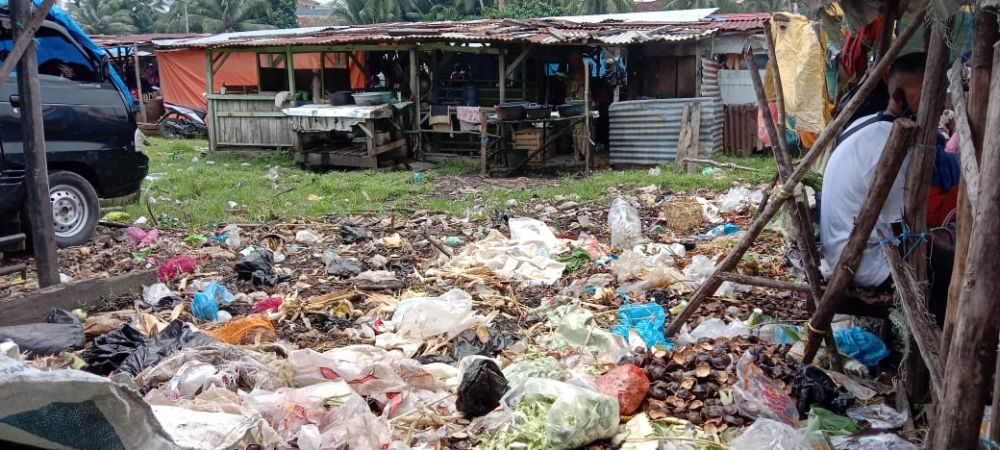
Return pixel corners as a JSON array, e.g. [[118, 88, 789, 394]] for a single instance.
[[556, 248, 592, 272]]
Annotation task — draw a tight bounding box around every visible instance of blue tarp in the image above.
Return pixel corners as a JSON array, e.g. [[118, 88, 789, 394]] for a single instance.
[[0, 0, 134, 110]]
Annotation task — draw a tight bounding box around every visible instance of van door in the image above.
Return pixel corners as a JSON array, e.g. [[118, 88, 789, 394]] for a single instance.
[[0, 19, 132, 164]]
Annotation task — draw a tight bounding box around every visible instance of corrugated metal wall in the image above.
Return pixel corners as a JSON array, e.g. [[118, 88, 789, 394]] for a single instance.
[[723, 104, 759, 156], [701, 58, 722, 99], [609, 98, 724, 166], [719, 69, 764, 105]]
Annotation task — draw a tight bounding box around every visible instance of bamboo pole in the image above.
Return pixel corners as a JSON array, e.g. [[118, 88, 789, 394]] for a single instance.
[[663, 10, 927, 337], [764, 20, 789, 153], [942, 5, 998, 365], [716, 272, 810, 292], [930, 43, 1000, 450], [799, 119, 919, 365]]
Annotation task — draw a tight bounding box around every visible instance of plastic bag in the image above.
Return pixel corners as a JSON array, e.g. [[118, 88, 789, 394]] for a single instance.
[[846, 404, 908, 430], [390, 289, 473, 339], [253, 296, 283, 314], [142, 283, 179, 308], [834, 327, 890, 367], [509, 217, 565, 254], [502, 357, 568, 388], [545, 304, 627, 363], [807, 406, 861, 436], [192, 282, 236, 322], [795, 365, 855, 416], [158, 255, 197, 282], [457, 357, 509, 418], [326, 255, 363, 277], [166, 360, 227, 400], [234, 249, 286, 288], [125, 226, 159, 247], [733, 351, 799, 425], [295, 229, 324, 245], [612, 302, 671, 349], [341, 220, 371, 244], [718, 186, 764, 213], [83, 320, 217, 375], [728, 418, 811, 450], [0, 308, 84, 356], [831, 433, 917, 450], [506, 378, 620, 450], [220, 224, 242, 250], [452, 327, 519, 359], [678, 318, 750, 344], [609, 197, 643, 248], [594, 364, 649, 415]]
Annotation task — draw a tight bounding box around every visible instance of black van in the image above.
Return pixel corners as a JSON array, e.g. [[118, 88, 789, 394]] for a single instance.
[[0, 6, 148, 247]]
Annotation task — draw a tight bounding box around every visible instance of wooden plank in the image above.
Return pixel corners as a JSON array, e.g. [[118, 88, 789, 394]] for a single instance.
[[504, 47, 533, 79], [0, 270, 157, 326], [764, 22, 788, 152], [215, 111, 287, 118], [480, 110, 488, 176], [930, 42, 1000, 450], [583, 59, 591, 170], [800, 119, 919, 365], [674, 103, 691, 174], [664, 10, 927, 337], [13, 0, 58, 288], [686, 102, 701, 175], [948, 58, 981, 210], [879, 230, 944, 398], [133, 44, 147, 122], [0, 0, 55, 92], [498, 49, 506, 104]]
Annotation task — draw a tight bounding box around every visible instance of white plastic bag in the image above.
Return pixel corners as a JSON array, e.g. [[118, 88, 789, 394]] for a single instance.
[[295, 229, 324, 245], [609, 197, 643, 248], [831, 433, 918, 450], [142, 283, 176, 307], [390, 288, 474, 339], [544, 304, 627, 363], [680, 318, 751, 344], [504, 378, 620, 450], [220, 224, 242, 250], [166, 361, 227, 400], [718, 186, 765, 213], [508, 217, 565, 254], [728, 418, 811, 450]]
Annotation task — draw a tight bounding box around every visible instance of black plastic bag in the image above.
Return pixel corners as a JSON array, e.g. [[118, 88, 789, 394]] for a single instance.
[[340, 221, 370, 244], [456, 359, 509, 418], [0, 308, 84, 356], [234, 249, 287, 287], [451, 328, 519, 360], [415, 354, 455, 365], [325, 256, 362, 277], [83, 320, 217, 375], [794, 365, 856, 417]]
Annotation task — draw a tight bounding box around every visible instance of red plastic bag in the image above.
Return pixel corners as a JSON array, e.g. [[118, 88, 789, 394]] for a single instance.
[[253, 297, 283, 314], [595, 363, 649, 415], [158, 256, 197, 282], [733, 351, 798, 425]]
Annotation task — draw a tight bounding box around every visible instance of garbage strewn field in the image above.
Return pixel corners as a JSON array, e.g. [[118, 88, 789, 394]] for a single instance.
[[0, 179, 914, 450]]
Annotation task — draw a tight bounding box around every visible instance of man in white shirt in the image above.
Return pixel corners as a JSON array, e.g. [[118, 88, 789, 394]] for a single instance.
[[820, 52, 927, 289]]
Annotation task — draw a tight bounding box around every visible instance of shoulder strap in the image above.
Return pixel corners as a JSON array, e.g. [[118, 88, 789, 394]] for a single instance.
[[836, 112, 896, 146]]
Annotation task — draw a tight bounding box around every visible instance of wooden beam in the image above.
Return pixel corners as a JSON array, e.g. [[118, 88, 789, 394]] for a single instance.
[[0, 0, 55, 92], [583, 59, 591, 169], [674, 103, 691, 174], [664, 9, 927, 338], [879, 230, 944, 397], [875, 0, 898, 63], [480, 110, 488, 176], [12, 0, 58, 288], [211, 51, 232, 75], [949, 59, 981, 209], [0, 270, 157, 326], [285, 46, 296, 98], [205, 49, 217, 152], [799, 119, 918, 365], [133, 44, 147, 123], [498, 49, 506, 103], [716, 272, 810, 292], [686, 102, 701, 175], [930, 42, 1000, 450], [504, 47, 533, 79], [764, 20, 789, 153], [410, 48, 421, 158], [943, 6, 998, 363]]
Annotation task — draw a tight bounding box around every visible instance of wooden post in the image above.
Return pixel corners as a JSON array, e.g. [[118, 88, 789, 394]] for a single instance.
[[875, 0, 898, 63], [991, 347, 1000, 442], [12, 0, 58, 288], [686, 102, 701, 175], [285, 46, 296, 99], [943, 5, 998, 363], [764, 20, 788, 153], [745, 48, 825, 313], [480, 110, 488, 176], [930, 44, 1000, 449], [799, 119, 918, 365], [674, 104, 691, 174], [879, 231, 943, 397], [948, 60, 981, 208], [498, 49, 506, 104], [409, 48, 421, 158], [205, 49, 216, 152], [664, 10, 927, 337], [133, 44, 146, 123], [583, 60, 591, 169]]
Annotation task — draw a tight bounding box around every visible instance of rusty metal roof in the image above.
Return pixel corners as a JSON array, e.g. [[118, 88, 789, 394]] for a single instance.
[[154, 17, 733, 50], [93, 33, 207, 47]]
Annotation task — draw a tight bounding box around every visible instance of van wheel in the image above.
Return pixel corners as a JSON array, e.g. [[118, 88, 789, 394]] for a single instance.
[[48, 171, 99, 247]]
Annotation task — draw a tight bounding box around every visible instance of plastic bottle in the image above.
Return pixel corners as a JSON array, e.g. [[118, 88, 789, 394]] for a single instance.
[[746, 308, 764, 326], [608, 197, 642, 248]]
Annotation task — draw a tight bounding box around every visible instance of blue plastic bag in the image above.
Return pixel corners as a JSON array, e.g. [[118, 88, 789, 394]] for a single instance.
[[834, 327, 889, 367], [191, 283, 235, 322], [612, 303, 672, 349]]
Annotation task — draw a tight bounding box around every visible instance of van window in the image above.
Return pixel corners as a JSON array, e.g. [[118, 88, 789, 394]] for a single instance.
[[0, 24, 97, 82]]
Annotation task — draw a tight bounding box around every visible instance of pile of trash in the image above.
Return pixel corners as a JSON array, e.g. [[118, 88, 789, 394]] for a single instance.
[[0, 185, 917, 449]]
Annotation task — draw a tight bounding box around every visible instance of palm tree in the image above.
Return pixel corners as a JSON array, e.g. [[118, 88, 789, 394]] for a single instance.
[[568, 0, 632, 15], [329, 0, 371, 24], [68, 0, 138, 35], [194, 0, 275, 33], [660, 0, 747, 12]]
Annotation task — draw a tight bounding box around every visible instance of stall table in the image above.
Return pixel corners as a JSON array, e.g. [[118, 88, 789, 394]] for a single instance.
[[283, 102, 411, 169]]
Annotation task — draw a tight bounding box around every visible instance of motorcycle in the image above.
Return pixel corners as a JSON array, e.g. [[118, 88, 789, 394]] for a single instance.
[[158, 102, 208, 139]]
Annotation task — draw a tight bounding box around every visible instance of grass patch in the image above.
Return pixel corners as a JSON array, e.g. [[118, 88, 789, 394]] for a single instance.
[[118, 138, 776, 229]]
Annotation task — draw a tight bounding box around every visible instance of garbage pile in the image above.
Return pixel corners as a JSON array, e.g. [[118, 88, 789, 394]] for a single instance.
[[0, 185, 918, 449]]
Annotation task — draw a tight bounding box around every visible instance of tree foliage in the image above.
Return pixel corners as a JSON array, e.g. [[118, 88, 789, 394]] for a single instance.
[[483, 0, 565, 19], [67, 0, 138, 35], [264, 0, 300, 28]]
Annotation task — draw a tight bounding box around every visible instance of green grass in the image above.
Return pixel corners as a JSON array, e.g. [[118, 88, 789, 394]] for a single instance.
[[116, 138, 776, 229]]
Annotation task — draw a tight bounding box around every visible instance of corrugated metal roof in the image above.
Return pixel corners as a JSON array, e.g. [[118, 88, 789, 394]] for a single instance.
[[92, 33, 206, 47], [549, 8, 717, 24], [155, 15, 734, 50]]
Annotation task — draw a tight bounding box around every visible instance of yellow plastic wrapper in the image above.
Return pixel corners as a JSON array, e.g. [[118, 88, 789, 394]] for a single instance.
[[769, 13, 830, 134]]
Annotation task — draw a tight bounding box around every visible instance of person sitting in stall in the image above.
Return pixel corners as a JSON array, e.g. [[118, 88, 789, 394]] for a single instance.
[[820, 52, 954, 325]]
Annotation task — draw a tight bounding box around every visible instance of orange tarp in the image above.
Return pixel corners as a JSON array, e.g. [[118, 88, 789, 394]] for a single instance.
[[157, 49, 367, 108]]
